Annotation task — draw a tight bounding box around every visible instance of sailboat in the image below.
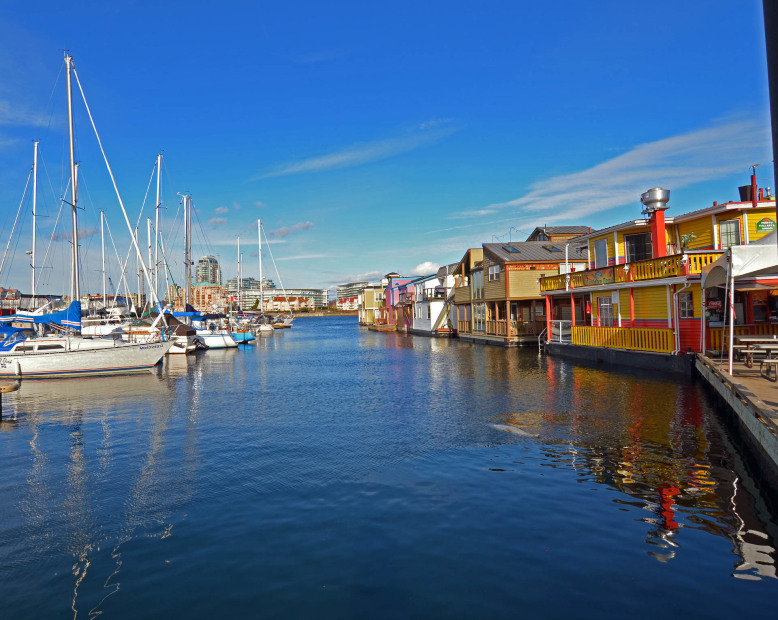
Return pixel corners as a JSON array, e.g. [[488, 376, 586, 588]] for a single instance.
[[254, 219, 275, 336], [230, 235, 255, 343], [0, 54, 174, 378]]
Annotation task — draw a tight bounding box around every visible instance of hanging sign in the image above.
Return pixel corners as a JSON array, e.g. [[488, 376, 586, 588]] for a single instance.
[[756, 217, 776, 232], [583, 267, 614, 286]]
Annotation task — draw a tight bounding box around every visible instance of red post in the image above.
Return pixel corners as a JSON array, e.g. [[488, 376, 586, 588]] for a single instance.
[[752, 172, 758, 209]]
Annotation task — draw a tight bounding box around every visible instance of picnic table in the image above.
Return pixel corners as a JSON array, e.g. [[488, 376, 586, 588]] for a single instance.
[[752, 342, 778, 380], [733, 335, 778, 368]]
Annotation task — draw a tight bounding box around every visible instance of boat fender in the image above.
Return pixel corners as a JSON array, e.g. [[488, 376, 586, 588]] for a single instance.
[[12, 359, 21, 377]]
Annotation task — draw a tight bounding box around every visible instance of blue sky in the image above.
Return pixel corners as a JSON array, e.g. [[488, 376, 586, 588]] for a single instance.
[[0, 0, 773, 296]]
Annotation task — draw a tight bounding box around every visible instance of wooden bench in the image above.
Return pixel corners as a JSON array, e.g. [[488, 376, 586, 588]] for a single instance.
[[760, 358, 778, 381]]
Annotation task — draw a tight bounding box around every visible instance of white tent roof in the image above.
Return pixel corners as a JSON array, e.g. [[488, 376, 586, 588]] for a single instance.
[[701, 230, 778, 289]]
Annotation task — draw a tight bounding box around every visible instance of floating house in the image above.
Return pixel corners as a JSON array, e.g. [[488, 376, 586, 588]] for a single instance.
[[539, 180, 778, 366], [408, 263, 458, 337], [453, 230, 590, 346]]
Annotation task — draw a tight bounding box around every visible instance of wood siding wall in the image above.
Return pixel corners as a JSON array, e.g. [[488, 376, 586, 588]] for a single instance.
[[632, 286, 668, 321], [507, 269, 552, 300]]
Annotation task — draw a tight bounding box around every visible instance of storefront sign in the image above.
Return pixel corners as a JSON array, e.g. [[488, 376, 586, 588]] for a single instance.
[[583, 267, 614, 286], [756, 217, 776, 232], [706, 299, 722, 310]]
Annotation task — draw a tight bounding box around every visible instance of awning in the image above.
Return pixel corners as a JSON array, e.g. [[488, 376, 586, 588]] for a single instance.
[[701, 230, 778, 289]]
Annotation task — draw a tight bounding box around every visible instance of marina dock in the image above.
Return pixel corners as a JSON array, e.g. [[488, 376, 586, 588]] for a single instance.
[[695, 354, 778, 488]]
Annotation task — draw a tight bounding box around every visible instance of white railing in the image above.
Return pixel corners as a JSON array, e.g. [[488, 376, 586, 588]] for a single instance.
[[549, 320, 572, 343]]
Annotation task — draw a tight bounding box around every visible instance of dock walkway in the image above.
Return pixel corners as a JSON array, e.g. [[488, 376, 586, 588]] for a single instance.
[[695, 354, 778, 487]]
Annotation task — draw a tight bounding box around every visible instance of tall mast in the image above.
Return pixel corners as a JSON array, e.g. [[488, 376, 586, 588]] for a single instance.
[[185, 195, 192, 309], [65, 54, 80, 302], [31, 140, 38, 298], [237, 235, 242, 310], [101, 210, 106, 307], [258, 219, 263, 313], [147, 216, 152, 307], [155, 153, 162, 301], [135, 225, 140, 312]]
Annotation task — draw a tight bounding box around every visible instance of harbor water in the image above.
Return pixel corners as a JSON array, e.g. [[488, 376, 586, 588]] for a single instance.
[[1, 316, 777, 618]]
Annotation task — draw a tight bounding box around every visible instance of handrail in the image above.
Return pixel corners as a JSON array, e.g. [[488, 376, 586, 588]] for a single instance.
[[539, 251, 724, 292]]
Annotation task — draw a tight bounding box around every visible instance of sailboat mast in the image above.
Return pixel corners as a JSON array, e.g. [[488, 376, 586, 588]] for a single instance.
[[237, 235, 242, 310], [101, 210, 106, 307], [186, 195, 192, 309], [147, 216, 152, 304], [65, 54, 80, 302], [258, 219, 263, 314], [31, 140, 38, 298], [155, 153, 161, 301]]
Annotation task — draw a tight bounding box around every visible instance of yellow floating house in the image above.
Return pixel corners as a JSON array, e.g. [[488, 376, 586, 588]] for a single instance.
[[539, 180, 778, 363]]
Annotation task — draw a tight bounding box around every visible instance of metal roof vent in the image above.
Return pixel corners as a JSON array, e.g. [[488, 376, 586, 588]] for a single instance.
[[640, 187, 670, 216]]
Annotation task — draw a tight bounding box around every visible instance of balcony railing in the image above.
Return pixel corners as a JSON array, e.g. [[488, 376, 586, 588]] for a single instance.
[[571, 326, 674, 353], [539, 251, 723, 292], [457, 320, 471, 334]]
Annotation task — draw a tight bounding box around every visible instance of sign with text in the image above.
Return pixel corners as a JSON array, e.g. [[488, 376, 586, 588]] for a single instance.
[[757, 217, 776, 232], [583, 267, 615, 286]]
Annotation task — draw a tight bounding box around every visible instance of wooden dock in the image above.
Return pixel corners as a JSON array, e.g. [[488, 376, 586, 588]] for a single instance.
[[695, 354, 778, 488]]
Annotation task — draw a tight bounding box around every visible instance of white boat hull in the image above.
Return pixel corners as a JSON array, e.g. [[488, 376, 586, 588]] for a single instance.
[[197, 330, 238, 348], [0, 338, 174, 379]]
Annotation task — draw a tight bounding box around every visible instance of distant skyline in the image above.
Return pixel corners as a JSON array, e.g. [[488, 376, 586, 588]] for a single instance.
[[0, 1, 774, 296]]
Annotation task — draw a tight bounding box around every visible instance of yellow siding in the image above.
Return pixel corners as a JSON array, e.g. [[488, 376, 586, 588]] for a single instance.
[[632, 286, 668, 320], [507, 269, 555, 299], [747, 207, 777, 242], [675, 216, 713, 251]]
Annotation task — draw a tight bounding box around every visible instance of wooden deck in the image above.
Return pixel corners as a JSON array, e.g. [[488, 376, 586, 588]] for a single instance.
[[702, 354, 778, 413]]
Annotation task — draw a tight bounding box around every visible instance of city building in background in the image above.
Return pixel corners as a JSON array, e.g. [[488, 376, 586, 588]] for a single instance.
[[195, 256, 222, 285]]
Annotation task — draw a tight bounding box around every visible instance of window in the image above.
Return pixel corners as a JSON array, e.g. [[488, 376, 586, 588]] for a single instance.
[[426, 305, 430, 319], [542, 244, 562, 253], [502, 245, 521, 253], [624, 232, 652, 263], [598, 297, 613, 327], [679, 292, 693, 319], [488, 265, 500, 281], [472, 270, 484, 299], [473, 302, 486, 332], [594, 239, 608, 268], [720, 219, 741, 248], [36, 344, 66, 351]]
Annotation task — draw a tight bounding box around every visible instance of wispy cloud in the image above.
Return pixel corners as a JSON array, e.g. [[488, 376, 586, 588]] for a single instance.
[[267, 221, 313, 238], [0, 100, 46, 127], [255, 201, 266, 208], [408, 261, 439, 276], [325, 270, 385, 286], [209, 217, 228, 227], [473, 116, 770, 224], [254, 120, 460, 180], [52, 227, 99, 242], [277, 253, 331, 261], [232, 202, 241, 210], [215, 206, 229, 214]]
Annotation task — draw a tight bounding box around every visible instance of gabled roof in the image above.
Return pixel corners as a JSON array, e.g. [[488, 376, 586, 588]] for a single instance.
[[525, 226, 592, 241], [483, 242, 588, 263]]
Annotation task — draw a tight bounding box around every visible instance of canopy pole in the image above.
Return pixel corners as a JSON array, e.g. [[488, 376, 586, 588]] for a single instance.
[[728, 249, 735, 375]]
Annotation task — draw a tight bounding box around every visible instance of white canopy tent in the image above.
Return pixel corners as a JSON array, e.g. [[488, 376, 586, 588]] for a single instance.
[[701, 230, 778, 373]]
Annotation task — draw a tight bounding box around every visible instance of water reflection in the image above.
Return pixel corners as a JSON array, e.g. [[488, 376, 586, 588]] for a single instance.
[[2, 366, 202, 618], [1, 318, 777, 618], [535, 359, 778, 580]]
